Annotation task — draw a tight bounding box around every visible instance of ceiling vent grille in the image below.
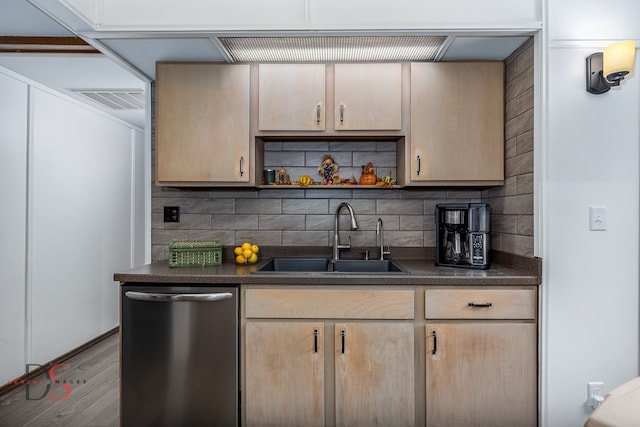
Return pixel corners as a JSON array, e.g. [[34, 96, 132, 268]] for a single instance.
[[218, 36, 447, 62], [72, 89, 145, 110]]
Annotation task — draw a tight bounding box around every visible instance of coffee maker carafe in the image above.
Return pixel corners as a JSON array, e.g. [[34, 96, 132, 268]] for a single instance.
[[435, 203, 490, 269]]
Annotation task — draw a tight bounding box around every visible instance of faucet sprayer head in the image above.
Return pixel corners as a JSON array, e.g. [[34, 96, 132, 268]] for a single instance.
[[350, 216, 359, 230], [335, 202, 359, 230]]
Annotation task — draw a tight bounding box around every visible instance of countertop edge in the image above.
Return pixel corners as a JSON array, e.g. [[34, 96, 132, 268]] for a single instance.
[[114, 256, 541, 287]]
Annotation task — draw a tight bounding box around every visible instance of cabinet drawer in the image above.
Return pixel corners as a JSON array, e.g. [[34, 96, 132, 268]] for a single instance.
[[425, 288, 536, 320], [246, 289, 414, 319]]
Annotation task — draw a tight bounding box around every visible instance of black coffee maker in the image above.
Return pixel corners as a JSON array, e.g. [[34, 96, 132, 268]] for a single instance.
[[435, 203, 490, 269]]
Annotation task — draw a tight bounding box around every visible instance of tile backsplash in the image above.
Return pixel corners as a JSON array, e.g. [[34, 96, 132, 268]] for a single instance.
[[152, 184, 483, 261], [263, 140, 397, 184], [482, 37, 534, 257], [151, 38, 534, 261]]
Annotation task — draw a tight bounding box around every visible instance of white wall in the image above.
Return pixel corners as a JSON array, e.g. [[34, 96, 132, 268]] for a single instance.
[[541, 0, 640, 425], [27, 88, 140, 363], [0, 66, 146, 379], [0, 72, 28, 383]]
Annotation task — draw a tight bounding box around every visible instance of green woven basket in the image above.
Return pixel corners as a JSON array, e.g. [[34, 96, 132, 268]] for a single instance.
[[169, 240, 222, 267]]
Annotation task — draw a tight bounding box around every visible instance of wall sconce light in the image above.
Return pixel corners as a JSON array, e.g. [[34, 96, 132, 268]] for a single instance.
[[586, 40, 636, 94]]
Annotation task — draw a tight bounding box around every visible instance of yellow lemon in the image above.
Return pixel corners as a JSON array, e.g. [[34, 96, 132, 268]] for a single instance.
[[243, 249, 253, 259], [251, 244, 259, 254], [233, 246, 243, 256], [248, 253, 258, 264], [235, 254, 246, 264], [241, 242, 252, 251]]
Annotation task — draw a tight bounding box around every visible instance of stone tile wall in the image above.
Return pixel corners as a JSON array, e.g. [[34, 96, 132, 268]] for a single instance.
[[482, 38, 535, 257], [263, 140, 397, 184], [151, 40, 535, 260], [152, 183, 483, 261]]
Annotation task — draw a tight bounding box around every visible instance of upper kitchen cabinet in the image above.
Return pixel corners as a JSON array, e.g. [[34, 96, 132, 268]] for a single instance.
[[408, 62, 504, 186], [258, 64, 325, 131], [334, 63, 402, 131], [155, 62, 251, 186], [257, 63, 403, 134]]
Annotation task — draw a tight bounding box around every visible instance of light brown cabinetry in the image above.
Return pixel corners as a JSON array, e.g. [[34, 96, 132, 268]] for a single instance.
[[409, 62, 504, 186], [155, 62, 251, 185], [334, 63, 403, 130], [424, 288, 537, 427], [245, 321, 325, 427], [258, 64, 326, 131], [244, 288, 415, 427], [155, 61, 506, 187], [335, 322, 415, 427], [256, 63, 403, 133]]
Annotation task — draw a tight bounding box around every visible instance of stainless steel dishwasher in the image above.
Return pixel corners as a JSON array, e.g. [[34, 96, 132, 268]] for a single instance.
[[121, 285, 239, 427]]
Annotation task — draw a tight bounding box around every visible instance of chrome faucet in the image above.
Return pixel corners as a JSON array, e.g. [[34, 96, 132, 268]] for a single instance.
[[376, 218, 391, 260], [333, 202, 358, 260]]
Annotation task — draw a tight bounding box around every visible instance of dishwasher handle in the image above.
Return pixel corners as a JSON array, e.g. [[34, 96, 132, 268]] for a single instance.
[[125, 291, 233, 303]]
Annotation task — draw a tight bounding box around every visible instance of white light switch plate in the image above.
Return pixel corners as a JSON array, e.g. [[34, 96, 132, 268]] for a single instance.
[[589, 206, 607, 231]]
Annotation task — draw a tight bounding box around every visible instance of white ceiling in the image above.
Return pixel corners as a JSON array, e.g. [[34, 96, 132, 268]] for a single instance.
[[0, 0, 71, 36], [0, 0, 147, 128], [0, 0, 530, 130]]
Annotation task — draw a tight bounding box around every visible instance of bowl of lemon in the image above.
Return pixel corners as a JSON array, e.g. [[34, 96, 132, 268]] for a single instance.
[[234, 242, 260, 264]]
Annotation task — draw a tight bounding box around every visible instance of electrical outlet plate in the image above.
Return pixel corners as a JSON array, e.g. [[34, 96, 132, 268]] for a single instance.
[[163, 206, 180, 223], [589, 206, 607, 231], [587, 381, 604, 408]]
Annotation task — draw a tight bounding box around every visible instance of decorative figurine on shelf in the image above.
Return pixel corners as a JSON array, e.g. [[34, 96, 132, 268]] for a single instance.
[[318, 154, 340, 185], [277, 166, 291, 184], [360, 161, 377, 185]]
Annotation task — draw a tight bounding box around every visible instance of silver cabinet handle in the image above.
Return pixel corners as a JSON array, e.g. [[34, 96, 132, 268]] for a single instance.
[[239, 156, 245, 177], [339, 103, 345, 125], [416, 155, 421, 176], [125, 291, 233, 302], [316, 104, 321, 126]]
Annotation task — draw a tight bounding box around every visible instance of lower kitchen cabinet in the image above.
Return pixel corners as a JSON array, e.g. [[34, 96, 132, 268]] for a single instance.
[[245, 321, 325, 427], [424, 288, 538, 427], [243, 288, 415, 427], [335, 322, 415, 427], [243, 286, 538, 427]]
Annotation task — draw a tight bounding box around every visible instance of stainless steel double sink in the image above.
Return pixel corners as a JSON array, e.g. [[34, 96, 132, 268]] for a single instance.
[[255, 258, 408, 274]]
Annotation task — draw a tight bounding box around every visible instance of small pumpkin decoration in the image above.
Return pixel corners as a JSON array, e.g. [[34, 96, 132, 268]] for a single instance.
[[360, 162, 377, 185]]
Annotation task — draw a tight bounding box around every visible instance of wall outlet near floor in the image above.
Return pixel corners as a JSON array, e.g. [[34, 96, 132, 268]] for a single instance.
[[589, 206, 607, 231], [163, 206, 180, 223], [587, 381, 604, 409]]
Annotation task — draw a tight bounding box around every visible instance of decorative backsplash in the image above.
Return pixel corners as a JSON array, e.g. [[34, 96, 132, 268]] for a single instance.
[[150, 38, 534, 261]]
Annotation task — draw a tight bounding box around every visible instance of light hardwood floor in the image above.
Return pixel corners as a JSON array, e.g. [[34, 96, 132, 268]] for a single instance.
[[0, 332, 119, 427]]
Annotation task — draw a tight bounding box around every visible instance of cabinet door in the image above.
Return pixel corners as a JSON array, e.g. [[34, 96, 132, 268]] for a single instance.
[[426, 322, 537, 427], [258, 64, 325, 131], [156, 63, 250, 184], [334, 63, 402, 130], [245, 321, 325, 427], [335, 322, 415, 427], [409, 62, 504, 184]]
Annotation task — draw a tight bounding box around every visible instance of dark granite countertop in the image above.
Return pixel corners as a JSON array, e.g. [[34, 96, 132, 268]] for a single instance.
[[114, 250, 541, 287]]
